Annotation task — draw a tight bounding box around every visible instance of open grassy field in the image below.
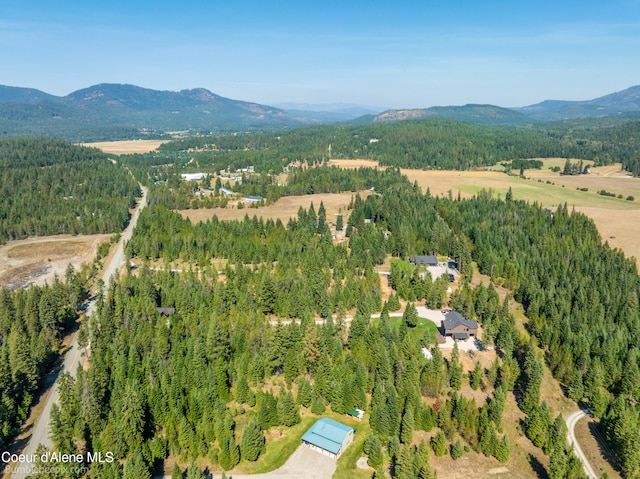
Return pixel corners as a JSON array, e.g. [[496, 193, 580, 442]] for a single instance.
[[327, 159, 640, 264], [178, 191, 373, 225], [81, 139, 168, 154], [328, 159, 384, 169], [0, 234, 110, 289]]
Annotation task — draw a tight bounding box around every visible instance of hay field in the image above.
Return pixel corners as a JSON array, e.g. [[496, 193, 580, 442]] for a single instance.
[[0, 234, 110, 289], [82, 140, 168, 154], [325, 159, 640, 263], [178, 191, 373, 224], [404, 169, 640, 263], [328, 159, 384, 169]]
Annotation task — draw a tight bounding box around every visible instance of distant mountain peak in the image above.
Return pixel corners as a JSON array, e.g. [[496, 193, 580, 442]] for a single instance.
[[372, 104, 532, 125], [180, 88, 218, 101], [516, 85, 640, 120], [0, 83, 312, 141]]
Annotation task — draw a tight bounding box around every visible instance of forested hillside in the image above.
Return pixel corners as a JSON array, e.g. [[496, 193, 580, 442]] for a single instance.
[[127, 118, 640, 177], [0, 138, 141, 243], [39, 166, 640, 478]]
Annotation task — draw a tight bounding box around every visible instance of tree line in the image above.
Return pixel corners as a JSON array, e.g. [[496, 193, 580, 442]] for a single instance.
[[129, 117, 640, 175], [0, 266, 86, 452], [0, 138, 141, 243]]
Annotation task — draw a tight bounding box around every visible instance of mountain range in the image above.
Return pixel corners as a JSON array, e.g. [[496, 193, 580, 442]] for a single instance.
[[0, 83, 311, 141], [370, 85, 640, 125], [1, 83, 640, 141]]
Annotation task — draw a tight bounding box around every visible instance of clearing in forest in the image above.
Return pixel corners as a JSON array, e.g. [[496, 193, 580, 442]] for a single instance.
[[0, 234, 110, 289], [328, 159, 640, 264], [178, 191, 373, 224], [81, 139, 168, 154]]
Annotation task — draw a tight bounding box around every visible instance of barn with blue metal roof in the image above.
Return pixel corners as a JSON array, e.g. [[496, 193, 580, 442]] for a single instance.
[[301, 418, 355, 460]]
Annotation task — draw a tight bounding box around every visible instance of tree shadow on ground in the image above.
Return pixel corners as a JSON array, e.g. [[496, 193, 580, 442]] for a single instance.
[[528, 453, 549, 479]]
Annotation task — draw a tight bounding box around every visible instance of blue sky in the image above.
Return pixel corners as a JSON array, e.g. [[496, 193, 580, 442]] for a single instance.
[[1, 0, 639, 109]]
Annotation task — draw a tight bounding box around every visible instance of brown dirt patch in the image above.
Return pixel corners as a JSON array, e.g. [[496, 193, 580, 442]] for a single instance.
[[0, 234, 110, 289], [81, 140, 168, 155], [178, 191, 372, 224]]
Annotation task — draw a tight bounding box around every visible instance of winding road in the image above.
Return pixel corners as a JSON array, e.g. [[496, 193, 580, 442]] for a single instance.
[[566, 409, 598, 479], [8, 187, 147, 479]]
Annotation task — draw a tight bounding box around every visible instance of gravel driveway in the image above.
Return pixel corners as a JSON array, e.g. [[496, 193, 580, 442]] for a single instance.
[[225, 445, 336, 479]]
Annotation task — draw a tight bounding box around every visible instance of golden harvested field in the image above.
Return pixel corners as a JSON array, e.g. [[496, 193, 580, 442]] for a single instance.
[[0, 234, 110, 289], [81, 139, 168, 154], [327, 159, 640, 264], [178, 191, 373, 224], [328, 159, 385, 169]]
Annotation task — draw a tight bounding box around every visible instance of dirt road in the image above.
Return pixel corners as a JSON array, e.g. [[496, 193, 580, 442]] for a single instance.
[[566, 409, 598, 479]]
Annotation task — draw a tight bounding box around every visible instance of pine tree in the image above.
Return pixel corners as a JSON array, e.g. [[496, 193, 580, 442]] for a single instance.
[[119, 383, 145, 452], [240, 418, 265, 462], [494, 434, 510, 462], [278, 392, 301, 427], [400, 408, 414, 444], [395, 445, 414, 479], [258, 275, 277, 315], [303, 325, 321, 372], [171, 463, 183, 479], [388, 436, 401, 462], [258, 392, 278, 429], [311, 394, 326, 414], [366, 435, 383, 469], [235, 376, 255, 406], [521, 347, 543, 414], [186, 460, 205, 479], [336, 213, 344, 232], [548, 448, 568, 479], [470, 360, 483, 390], [569, 373, 585, 402], [488, 385, 506, 432], [403, 302, 419, 328], [448, 343, 462, 391], [387, 292, 401, 311], [122, 451, 151, 479], [296, 377, 313, 407], [431, 430, 448, 456], [450, 439, 464, 460], [479, 421, 497, 457]]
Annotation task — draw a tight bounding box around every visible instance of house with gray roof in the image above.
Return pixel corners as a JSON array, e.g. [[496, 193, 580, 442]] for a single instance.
[[410, 255, 438, 266], [442, 310, 478, 340]]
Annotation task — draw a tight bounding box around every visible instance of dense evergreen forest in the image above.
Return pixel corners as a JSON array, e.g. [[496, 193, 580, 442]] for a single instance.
[[39, 165, 638, 478], [0, 138, 141, 243], [0, 266, 87, 452], [4, 119, 640, 478], [130, 118, 640, 176]]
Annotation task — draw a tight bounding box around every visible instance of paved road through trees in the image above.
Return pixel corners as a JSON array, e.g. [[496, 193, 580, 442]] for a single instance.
[[9, 187, 147, 479], [566, 409, 598, 479]]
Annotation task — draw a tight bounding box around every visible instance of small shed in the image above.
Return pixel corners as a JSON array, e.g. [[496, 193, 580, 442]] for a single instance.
[[301, 418, 355, 460], [346, 409, 365, 422], [245, 195, 263, 203], [156, 307, 175, 317]]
